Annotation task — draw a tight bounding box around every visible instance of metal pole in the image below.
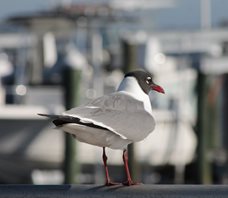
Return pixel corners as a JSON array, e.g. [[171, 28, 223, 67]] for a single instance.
[[63, 67, 82, 183], [200, 0, 211, 29]]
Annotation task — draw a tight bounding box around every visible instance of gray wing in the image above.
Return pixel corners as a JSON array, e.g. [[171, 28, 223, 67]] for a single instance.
[[63, 92, 155, 142]]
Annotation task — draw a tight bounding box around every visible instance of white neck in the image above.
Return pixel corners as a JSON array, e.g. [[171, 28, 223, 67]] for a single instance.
[[117, 76, 152, 114]]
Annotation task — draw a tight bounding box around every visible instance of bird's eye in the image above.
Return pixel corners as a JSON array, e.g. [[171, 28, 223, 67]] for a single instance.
[[146, 77, 152, 84]]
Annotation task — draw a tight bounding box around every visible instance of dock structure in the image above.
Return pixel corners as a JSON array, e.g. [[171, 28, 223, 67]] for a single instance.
[[0, 185, 227, 198]]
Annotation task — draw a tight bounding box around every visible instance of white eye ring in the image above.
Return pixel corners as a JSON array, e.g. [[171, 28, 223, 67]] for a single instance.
[[146, 77, 152, 84]]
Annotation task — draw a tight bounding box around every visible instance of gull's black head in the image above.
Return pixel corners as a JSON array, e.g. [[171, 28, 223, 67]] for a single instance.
[[125, 70, 165, 95]]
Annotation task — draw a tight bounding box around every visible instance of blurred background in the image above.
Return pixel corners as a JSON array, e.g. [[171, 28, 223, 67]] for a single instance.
[[0, 0, 228, 185]]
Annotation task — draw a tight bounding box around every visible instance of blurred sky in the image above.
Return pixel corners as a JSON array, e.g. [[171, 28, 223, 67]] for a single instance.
[[1, 0, 228, 29]]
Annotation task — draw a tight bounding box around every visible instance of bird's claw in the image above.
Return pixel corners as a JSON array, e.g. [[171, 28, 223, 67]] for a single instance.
[[105, 181, 120, 186], [122, 180, 140, 186]]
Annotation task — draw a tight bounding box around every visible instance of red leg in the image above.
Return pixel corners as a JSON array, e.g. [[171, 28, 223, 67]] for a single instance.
[[122, 149, 137, 186], [102, 147, 118, 186]]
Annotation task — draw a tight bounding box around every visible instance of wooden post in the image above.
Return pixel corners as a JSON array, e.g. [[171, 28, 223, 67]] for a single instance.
[[30, 35, 43, 84], [122, 40, 138, 73], [196, 71, 212, 184], [63, 67, 82, 183], [121, 39, 139, 181], [221, 74, 228, 182]]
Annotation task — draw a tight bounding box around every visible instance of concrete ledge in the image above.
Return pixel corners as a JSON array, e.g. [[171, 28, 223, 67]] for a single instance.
[[0, 184, 228, 198]]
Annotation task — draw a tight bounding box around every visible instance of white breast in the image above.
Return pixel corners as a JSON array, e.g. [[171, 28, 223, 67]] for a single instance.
[[117, 76, 152, 114]]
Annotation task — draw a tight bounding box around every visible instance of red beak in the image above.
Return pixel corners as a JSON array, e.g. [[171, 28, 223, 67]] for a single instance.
[[151, 84, 165, 94]]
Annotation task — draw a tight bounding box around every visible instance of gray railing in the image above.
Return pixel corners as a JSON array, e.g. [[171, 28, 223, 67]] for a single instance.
[[0, 185, 227, 198]]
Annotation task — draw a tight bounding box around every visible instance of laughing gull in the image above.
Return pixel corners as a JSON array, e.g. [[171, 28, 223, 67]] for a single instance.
[[38, 69, 164, 186]]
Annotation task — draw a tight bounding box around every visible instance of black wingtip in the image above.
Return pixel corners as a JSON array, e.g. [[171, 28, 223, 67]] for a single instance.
[[37, 113, 59, 119], [37, 113, 54, 117], [37, 113, 47, 116]]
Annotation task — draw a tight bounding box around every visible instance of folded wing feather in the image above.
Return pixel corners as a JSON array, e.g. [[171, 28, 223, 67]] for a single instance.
[[63, 92, 155, 142]]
